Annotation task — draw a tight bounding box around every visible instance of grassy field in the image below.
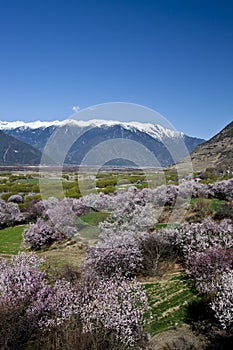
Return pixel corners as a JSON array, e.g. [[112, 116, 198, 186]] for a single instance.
[[144, 274, 201, 336], [76, 211, 110, 241], [0, 211, 108, 257], [0, 225, 27, 255], [80, 211, 109, 226], [190, 197, 222, 210]]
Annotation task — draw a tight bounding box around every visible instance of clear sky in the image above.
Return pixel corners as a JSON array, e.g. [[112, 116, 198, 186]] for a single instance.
[[0, 0, 232, 139]]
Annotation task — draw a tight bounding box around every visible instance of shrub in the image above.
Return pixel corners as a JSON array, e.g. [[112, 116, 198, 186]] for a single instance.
[[0, 253, 81, 349], [0, 199, 23, 228], [7, 194, 23, 203], [210, 270, 233, 329], [21, 197, 43, 222], [214, 202, 233, 220], [209, 179, 233, 201], [23, 219, 62, 250], [27, 280, 80, 329], [79, 272, 149, 349], [45, 199, 79, 239], [189, 198, 213, 221], [100, 201, 158, 233], [187, 247, 233, 293], [0, 253, 149, 350], [153, 184, 178, 206], [0, 253, 45, 306], [96, 177, 117, 188], [1, 192, 12, 201], [83, 231, 143, 278], [0, 299, 34, 349], [174, 218, 233, 259], [23, 197, 92, 250], [139, 231, 177, 276]]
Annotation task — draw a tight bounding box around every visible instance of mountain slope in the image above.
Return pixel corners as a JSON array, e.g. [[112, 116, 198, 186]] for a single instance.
[[0, 119, 205, 167], [190, 121, 233, 172], [0, 130, 42, 165]]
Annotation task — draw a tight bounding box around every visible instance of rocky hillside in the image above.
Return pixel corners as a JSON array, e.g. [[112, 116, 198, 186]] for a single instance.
[[0, 130, 42, 165], [190, 121, 233, 172]]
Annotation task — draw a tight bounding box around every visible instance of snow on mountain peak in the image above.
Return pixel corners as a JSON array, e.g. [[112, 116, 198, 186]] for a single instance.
[[58, 119, 183, 140], [0, 120, 62, 130], [0, 118, 183, 141]]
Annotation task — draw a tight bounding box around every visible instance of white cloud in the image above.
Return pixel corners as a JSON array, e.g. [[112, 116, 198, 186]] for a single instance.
[[72, 106, 80, 113]]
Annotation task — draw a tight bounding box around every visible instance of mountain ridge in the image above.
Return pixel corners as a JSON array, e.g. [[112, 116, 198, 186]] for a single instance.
[[0, 130, 42, 165], [0, 119, 205, 167], [0, 119, 185, 140], [189, 121, 233, 172]]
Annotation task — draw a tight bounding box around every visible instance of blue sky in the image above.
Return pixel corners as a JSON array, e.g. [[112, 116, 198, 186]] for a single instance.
[[0, 0, 232, 139]]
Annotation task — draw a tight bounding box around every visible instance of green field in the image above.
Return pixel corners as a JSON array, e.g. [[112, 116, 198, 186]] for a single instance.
[[144, 274, 200, 336], [80, 211, 109, 226], [0, 225, 27, 254], [0, 211, 109, 255], [77, 211, 110, 241]]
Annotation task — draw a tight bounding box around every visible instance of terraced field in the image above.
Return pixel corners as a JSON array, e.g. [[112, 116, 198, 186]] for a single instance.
[[144, 274, 200, 336]]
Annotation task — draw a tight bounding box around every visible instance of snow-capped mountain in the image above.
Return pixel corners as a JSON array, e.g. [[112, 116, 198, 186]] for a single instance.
[[0, 119, 183, 140], [0, 119, 205, 166]]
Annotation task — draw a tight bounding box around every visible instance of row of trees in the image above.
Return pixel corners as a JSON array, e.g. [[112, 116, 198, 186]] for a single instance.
[[18, 178, 232, 249], [1, 177, 232, 230]]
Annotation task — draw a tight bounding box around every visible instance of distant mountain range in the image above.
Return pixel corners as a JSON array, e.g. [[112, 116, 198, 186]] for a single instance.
[[0, 130, 42, 165], [0, 119, 205, 167], [190, 121, 233, 172]]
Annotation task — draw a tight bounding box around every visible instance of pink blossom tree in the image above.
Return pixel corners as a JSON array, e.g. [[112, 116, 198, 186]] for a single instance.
[[210, 270, 233, 328], [187, 247, 233, 293], [0, 199, 23, 228], [0, 252, 149, 349]]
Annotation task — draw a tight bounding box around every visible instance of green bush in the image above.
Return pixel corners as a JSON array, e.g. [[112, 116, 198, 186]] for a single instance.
[[65, 187, 81, 198], [96, 178, 117, 188], [97, 186, 115, 194], [214, 202, 233, 220], [1, 193, 13, 201], [0, 184, 10, 192]]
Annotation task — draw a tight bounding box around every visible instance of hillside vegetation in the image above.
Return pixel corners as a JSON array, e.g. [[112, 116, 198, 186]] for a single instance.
[[0, 171, 232, 349]]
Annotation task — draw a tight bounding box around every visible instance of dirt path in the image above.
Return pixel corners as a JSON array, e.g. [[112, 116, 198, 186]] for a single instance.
[[150, 324, 204, 349]]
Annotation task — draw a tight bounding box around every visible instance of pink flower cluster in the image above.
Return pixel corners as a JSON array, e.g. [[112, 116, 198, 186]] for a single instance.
[[0, 253, 149, 348]]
